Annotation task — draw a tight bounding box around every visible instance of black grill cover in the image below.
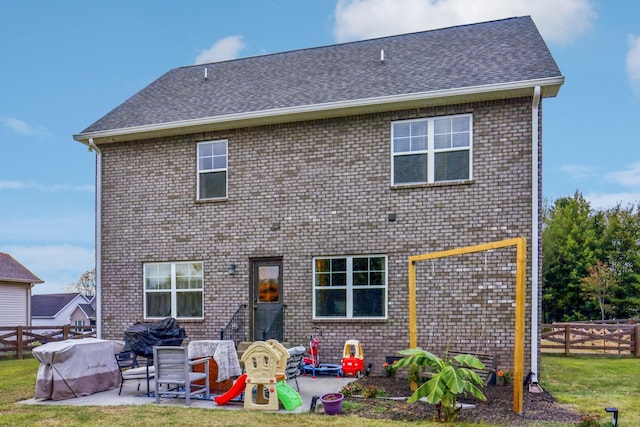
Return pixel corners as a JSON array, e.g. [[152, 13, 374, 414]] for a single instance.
[[123, 318, 186, 358]]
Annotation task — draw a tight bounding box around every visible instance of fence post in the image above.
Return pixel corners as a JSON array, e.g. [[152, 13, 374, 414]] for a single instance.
[[63, 325, 69, 339], [564, 325, 571, 356], [635, 325, 640, 357], [17, 325, 23, 359]]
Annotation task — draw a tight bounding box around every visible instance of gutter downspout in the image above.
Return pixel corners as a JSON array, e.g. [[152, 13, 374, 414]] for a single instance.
[[531, 86, 541, 384], [87, 138, 102, 339]]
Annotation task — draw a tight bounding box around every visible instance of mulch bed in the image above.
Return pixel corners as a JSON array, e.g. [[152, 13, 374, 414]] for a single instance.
[[333, 375, 583, 425]]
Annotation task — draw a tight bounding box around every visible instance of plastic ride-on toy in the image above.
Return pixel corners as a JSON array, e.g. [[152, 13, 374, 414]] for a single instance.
[[341, 339, 364, 377]]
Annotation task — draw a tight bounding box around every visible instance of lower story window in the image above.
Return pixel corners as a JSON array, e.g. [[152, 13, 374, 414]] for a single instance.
[[313, 255, 387, 319], [144, 262, 203, 319]]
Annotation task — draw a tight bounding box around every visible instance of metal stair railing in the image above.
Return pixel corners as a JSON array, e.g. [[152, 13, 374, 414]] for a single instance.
[[219, 304, 247, 348]]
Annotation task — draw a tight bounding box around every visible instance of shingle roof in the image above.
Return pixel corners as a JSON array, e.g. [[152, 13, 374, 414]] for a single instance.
[[31, 293, 86, 317], [0, 252, 43, 284], [78, 303, 96, 318], [77, 16, 562, 138]]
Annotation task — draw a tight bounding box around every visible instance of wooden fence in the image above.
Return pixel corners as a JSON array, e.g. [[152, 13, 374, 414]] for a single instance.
[[541, 323, 640, 356], [0, 325, 96, 359]]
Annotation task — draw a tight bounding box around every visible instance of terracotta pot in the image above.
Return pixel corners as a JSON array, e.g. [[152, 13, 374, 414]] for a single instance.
[[320, 392, 344, 415]]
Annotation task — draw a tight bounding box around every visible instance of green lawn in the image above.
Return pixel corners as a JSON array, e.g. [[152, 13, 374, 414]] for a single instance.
[[1, 356, 637, 426], [540, 355, 640, 426]]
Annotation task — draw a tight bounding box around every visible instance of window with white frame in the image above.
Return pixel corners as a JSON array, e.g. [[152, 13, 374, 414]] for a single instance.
[[392, 114, 472, 185], [144, 262, 203, 319], [198, 140, 227, 199], [313, 255, 387, 319]]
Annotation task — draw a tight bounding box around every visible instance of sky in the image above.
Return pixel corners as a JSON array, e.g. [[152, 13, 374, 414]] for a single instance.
[[1, 0, 639, 295]]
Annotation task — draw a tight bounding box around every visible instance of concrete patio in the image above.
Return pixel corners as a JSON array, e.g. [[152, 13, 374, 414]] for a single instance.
[[20, 374, 356, 414]]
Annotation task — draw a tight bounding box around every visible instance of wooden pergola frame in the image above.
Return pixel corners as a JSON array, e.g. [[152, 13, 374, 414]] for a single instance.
[[408, 237, 527, 414]]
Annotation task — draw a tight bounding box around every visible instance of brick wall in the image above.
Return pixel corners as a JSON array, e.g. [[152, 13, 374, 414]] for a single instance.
[[99, 97, 539, 376]]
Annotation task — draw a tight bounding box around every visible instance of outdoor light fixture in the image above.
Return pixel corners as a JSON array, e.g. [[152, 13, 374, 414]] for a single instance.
[[227, 264, 236, 275], [605, 407, 618, 427]]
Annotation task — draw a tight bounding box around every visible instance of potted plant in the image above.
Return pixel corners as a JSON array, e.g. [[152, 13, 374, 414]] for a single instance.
[[320, 392, 344, 415]]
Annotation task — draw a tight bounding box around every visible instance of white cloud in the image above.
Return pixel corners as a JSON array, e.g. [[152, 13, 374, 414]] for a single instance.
[[627, 34, 640, 93], [194, 35, 246, 64], [606, 161, 640, 187], [333, 0, 596, 44], [0, 180, 93, 193], [2, 245, 95, 295], [584, 192, 640, 210], [557, 164, 597, 180], [1, 116, 50, 138]]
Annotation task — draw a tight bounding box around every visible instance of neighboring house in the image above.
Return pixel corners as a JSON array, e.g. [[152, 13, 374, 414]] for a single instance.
[[31, 293, 93, 327], [76, 297, 97, 327], [0, 252, 43, 326], [74, 17, 563, 380]]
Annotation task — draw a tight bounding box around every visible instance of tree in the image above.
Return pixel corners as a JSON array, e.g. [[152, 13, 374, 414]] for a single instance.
[[542, 192, 601, 322], [598, 203, 640, 319], [543, 193, 640, 322], [580, 261, 618, 322], [69, 269, 96, 296]]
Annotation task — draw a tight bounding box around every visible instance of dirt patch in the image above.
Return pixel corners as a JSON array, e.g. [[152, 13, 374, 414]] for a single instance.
[[332, 376, 583, 425]]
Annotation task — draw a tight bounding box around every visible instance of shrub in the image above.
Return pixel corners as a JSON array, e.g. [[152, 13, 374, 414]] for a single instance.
[[497, 369, 513, 385], [383, 360, 397, 377], [340, 382, 364, 397]]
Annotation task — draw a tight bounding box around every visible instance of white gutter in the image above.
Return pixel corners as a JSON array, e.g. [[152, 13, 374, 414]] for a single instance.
[[531, 86, 541, 384], [87, 138, 102, 339], [73, 76, 564, 142]]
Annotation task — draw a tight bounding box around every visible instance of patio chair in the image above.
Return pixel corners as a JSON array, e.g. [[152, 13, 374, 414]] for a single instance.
[[115, 350, 155, 395], [285, 346, 306, 391], [153, 346, 210, 406]]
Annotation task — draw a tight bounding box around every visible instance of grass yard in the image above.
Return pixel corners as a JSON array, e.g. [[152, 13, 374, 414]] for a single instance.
[[0, 358, 472, 427], [1, 355, 637, 426], [540, 355, 640, 426]]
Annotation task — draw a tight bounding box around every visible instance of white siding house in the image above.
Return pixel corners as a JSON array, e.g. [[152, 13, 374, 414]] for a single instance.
[[31, 293, 93, 327], [0, 253, 43, 327]]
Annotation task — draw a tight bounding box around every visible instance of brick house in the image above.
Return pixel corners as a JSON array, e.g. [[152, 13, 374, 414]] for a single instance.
[[74, 17, 563, 380]]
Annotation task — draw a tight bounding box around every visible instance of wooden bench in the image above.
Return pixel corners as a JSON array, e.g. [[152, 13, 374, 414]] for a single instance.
[[417, 351, 497, 386], [448, 351, 497, 385]]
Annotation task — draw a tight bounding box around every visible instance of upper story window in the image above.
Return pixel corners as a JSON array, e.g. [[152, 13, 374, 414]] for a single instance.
[[198, 140, 227, 200], [392, 114, 472, 185], [313, 255, 387, 319], [144, 262, 203, 319]]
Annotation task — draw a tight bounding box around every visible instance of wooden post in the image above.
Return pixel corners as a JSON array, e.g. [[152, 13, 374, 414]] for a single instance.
[[564, 325, 570, 356], [635, 325, 640, 357], [407, 237, 527, 414], [17, 325, 23, 359], [513, 237, 526, 414]]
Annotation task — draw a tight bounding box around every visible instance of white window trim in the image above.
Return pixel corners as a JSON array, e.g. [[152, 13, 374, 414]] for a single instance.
[[197, 139, 228, 200], [391, 113, 473, 186], [312, 255, 388, 320], [143, 261, 204, 320]]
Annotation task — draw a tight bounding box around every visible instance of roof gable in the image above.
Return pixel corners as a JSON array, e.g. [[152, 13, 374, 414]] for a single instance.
[[75, 16, 562, 144], [78, 303, 96, 318], [0, 252, 43, 284], [31, 293, 88, 318]]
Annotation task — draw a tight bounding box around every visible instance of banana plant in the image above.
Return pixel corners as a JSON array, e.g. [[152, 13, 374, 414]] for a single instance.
[[395, 348, 487, 421]]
